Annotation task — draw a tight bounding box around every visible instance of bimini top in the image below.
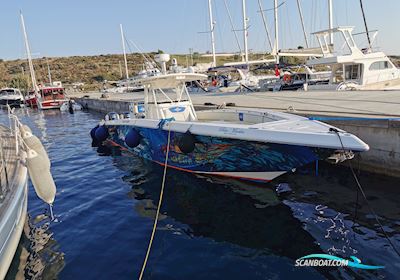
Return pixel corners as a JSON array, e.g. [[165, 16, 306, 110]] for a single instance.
[[134, 73, 207, 89], [311, 26, 355, 36]]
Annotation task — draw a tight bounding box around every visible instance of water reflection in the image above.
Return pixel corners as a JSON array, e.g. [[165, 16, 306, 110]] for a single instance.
[[104, 146, 400, 279], [5, 215, 64, 279], [106, 149, 334, 277], [276, 163, 400, 279]]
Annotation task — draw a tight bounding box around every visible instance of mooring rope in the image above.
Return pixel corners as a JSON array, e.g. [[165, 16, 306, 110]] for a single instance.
[[309, 116, 400, 121], [330, 127, 400, 258], [139, 123, 172, 280]]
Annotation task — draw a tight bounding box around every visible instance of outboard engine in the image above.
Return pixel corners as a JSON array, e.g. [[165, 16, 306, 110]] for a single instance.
[[105, 112, 120, 121], [122, 112, 131, 119]]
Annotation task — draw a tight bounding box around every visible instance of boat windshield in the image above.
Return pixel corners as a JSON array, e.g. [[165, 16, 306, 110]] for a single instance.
[[0, 89, 15, 95], [41, 88, 64, 96], [150, 86, 189, 104]]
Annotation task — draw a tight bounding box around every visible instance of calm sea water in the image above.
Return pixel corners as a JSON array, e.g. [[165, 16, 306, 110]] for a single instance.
[[1, 108, 400, 280]]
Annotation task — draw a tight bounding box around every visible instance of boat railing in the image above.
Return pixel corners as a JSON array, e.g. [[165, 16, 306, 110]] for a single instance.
[[0, 135, 10, 200], [0, 106, 25, 199]]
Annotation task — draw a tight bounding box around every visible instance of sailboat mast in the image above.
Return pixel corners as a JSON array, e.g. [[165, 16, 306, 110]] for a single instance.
[[46, 58, 52, 85], [20, 12, 38, 94], [257, 0, 273, 52], [359, 0, 371, 49], [120, 24, 129, 79], [223, 0, 242, 57], [242, 0, 249, 64], [296, 0, 309, 48], [208, 0, 217, 67], [274, 0, 279, 64], [328, 0, 333, 44]]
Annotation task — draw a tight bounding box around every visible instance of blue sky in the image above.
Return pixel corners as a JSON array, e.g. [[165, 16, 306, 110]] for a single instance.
[[1, 0, 399, 60]]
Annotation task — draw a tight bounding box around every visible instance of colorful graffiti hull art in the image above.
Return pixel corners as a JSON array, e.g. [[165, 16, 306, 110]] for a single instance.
[[107, 125, 329, 180]]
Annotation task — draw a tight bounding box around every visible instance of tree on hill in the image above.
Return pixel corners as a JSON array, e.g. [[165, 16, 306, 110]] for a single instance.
[[9, 74, 29, 92]]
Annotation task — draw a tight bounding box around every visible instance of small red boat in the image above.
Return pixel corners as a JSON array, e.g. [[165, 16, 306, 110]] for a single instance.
[[25, 91, 38, 107], [25, 86, 68, 110]]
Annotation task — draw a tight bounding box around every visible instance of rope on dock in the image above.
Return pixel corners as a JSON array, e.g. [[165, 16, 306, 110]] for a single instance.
[[139, 123, 172, 280]]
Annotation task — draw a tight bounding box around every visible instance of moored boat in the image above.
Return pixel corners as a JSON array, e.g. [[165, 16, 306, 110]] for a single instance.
[[37, 86, 68, 110], [1, 108, 57, 278], [91, 62, 369, 182], [307, 27, 400, 91], [25, 86, 68, 110], [60, 100, 83, 112], [25, 90, 38, 107], [0, 88, 24, 108], [20, 13, 68, 110]]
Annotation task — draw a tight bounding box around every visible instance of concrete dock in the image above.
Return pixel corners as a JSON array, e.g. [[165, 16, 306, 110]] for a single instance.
[[73, 90, 400, 178]]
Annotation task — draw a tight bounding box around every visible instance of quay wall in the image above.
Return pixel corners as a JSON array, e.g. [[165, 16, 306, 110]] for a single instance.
[[77, 97, 400, 178], [325, 119, 400, 178]]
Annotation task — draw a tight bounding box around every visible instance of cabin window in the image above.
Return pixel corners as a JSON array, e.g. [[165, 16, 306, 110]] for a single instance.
[[345, 64, 360, 80], [369, 61, 393, 71], [332, 66, 344, 83], [0, 89, 14, 95]]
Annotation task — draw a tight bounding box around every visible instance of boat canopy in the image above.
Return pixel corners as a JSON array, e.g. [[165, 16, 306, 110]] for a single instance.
[[278, 47, 329, 58], [135, 73, 207, 89]]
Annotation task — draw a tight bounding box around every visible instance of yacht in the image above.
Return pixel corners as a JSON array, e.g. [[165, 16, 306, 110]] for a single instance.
[[109, 64, 161, 93], [307, 27, 400, 91], [0, 88, 24, 108]]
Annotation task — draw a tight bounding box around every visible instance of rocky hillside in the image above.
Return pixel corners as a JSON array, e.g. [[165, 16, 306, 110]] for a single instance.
[[0, 54, 148, 91], [0, 52, 273, 92]]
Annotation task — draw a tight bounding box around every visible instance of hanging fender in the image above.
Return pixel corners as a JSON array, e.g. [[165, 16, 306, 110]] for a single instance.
[[125, 128, 141, 148], [175, 132, 196, 154]]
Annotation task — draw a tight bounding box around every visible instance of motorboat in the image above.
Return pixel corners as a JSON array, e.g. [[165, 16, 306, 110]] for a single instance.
[[90, 55, 369, 182], [108, 63, 161, 94], [307, 27, 400, 91], [60, 100, 83, 112], [0, 88, 24, 108]]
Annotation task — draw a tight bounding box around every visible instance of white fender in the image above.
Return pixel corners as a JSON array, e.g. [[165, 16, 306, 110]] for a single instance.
[[26, 149, 56, 205], [22, 131, 51, 168], [20, 124, 32, 134]]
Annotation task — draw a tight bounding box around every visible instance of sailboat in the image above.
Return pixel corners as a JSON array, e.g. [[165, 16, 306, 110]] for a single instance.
[[20, 13, 68, 109], [91, 54, 369, 182], [107, 24, 161, 94]]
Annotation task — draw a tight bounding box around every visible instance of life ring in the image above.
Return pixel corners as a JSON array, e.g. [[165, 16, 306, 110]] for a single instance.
[[283, 74, 291, 83]]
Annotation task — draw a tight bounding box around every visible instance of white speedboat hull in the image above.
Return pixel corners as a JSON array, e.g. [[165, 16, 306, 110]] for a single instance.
[[92, 108, 368, 182]]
